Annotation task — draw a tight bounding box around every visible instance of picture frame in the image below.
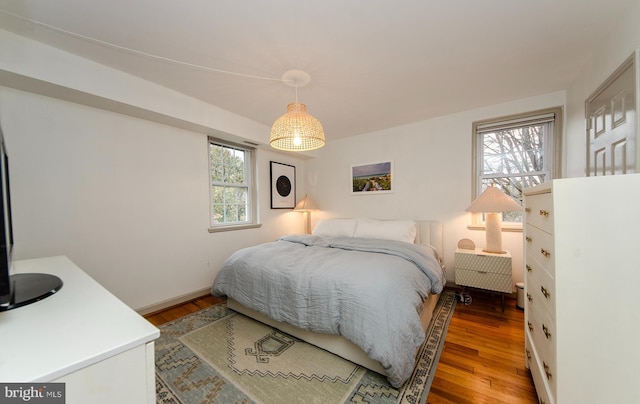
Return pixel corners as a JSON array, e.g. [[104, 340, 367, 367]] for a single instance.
[[351, 160, 394, 194], [270, 161, 296, 208]]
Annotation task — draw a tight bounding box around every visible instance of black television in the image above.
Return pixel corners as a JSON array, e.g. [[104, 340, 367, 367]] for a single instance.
[[0, 125, 62, 312]]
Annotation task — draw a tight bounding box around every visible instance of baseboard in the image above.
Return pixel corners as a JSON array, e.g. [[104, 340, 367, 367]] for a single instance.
[[136, 287, 212, 316]]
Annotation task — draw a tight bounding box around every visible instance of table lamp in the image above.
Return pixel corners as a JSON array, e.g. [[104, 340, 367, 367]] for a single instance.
[[466, 185, 522, 253], [293, 194, 318, 234]]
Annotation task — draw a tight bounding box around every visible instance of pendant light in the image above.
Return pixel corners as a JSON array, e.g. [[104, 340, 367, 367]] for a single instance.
[[270, 70, 326, 152]]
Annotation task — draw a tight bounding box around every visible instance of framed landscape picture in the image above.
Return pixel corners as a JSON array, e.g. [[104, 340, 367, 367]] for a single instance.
[[270, 161, 296, 208], [351, 161, 393, 194]]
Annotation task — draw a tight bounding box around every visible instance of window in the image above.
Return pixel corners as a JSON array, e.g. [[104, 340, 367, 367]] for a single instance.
[[472, 107, 562, 226], [208, 138, 259, 231]]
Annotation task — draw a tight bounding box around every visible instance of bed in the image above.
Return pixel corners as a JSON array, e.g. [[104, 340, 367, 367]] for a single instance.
[[211, 218, 446, 388]]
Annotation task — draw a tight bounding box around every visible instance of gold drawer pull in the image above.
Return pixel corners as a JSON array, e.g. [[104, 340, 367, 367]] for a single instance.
[[525, 207, 531, 213], [525, 236, 532, 243], [477, 271, 488, 274], [526, 264, 532, 272], [527, 321, 533, 332], [543, 361, 553, 379], [542, 324, 552, 339], [540, 286, 550, 299], [527, 293, 533, 302], [540, 248, 551, 257], [539, 209, 549, 217]]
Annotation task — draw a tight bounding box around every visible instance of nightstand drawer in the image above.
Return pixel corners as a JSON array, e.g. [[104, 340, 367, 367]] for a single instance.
[[455, 268, 512, 293], [454, 252, 511, 275]]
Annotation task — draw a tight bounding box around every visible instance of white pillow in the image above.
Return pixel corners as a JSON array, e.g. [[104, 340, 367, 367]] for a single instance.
[[353, 219, 417, 244], [312, 218, 357, 237]]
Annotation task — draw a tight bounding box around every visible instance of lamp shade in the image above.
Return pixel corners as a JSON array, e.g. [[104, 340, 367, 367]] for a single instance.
[[466, 186, 521, 254], [293, 194, 317, 212], [466, 186, 522, 213], [270, 103, 326, 152]]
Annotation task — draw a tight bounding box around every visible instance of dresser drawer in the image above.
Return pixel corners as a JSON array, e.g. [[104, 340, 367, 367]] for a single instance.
[[527, 339, 554, 404], [524, 225, 555, 278], [525, 256, 555, 319], [527, 305, 557, 399], [455, 268, 512, 293], [454, 252, 511, 275], [525, 191, 554, 234]]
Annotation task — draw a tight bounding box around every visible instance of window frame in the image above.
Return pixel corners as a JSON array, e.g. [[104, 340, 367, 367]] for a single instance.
[[470, 106, 563, 230], [208, 137, 260, 232]]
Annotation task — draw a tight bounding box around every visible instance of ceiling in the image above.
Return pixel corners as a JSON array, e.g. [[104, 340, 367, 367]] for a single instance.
[[0, 0, 635, 143]]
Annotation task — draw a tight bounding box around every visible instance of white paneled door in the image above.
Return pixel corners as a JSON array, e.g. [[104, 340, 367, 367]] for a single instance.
[[586, 52, 638, 176]]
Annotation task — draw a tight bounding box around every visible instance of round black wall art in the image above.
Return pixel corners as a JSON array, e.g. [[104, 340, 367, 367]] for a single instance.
[[276, 175, 292, 197], [270, 161, 296, 208]]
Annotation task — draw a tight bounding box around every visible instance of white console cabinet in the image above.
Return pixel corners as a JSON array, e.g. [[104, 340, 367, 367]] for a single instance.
[[0, 256, 160, 404]]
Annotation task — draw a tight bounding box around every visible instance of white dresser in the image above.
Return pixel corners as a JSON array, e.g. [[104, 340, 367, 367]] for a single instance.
[[0, 256, 160, 404], [523, 174, 640, 404]]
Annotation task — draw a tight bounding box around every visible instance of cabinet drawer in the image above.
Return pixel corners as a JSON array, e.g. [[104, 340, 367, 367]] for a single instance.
[[455, 268, 512, 293], [528, 307, 556, 365], [525, 191, 553, 234], [524, 225, 555, 278], [525, 257, 555, 319], [454, 252, 511, 275], [527, 307, 557, 399], [527, 338, 554, 404]]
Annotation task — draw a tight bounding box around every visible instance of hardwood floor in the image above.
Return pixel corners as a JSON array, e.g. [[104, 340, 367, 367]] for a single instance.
[[144, 289, 538, 403], [144, 294, 223, 327], [427, 289, 537, 403]]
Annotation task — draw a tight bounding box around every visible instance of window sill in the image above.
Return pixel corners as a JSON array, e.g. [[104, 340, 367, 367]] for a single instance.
[[208, 223, 262, 233], [467, 224, 523, 233]]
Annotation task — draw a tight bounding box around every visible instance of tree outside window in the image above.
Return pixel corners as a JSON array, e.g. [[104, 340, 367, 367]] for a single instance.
[[472, 107, 562, 226], [209, 139, 257, 229]]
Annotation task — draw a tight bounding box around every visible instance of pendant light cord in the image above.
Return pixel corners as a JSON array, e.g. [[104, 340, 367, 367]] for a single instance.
[[0, 8, 295, 85]]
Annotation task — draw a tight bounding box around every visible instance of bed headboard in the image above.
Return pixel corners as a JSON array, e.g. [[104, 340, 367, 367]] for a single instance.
[[312, 217, 443, 260], [415, 220, 443, 260]]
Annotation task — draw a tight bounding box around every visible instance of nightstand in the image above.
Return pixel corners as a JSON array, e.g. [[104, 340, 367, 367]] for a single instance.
[[455, 248, 513, 310]]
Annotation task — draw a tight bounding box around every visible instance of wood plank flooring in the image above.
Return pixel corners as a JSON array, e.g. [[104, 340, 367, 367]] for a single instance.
[[144, 289, 538, 403], [144, 294, 223, 327], [427, 290, 537, 403]]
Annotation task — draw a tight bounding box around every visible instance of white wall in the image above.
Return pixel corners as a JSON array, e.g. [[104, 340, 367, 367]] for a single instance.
[[0, 88, 307, 310], [305, 91, 566, 286], [0, 28, 309, 311]]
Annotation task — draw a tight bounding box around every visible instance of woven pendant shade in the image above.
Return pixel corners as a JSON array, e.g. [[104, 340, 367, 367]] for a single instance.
[[270, 102, 326, 151]]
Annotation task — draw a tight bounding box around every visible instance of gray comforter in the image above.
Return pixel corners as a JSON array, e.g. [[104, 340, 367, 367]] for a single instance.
[[211, 234, 446, 387]]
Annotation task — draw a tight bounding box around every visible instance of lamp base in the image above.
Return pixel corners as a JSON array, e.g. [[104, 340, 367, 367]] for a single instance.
[[484, 212, 504, 254]]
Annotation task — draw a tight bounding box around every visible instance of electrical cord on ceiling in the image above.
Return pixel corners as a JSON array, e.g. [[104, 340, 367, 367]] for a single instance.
[[0, 8, 291, 84]]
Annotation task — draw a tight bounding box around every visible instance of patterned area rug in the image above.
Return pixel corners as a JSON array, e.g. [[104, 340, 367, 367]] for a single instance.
[[156, 291, 456, 404]]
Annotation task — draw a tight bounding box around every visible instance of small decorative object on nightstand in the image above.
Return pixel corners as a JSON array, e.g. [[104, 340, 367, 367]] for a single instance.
[[457, 238, 475, 250], [455, 248, 512, 311]]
